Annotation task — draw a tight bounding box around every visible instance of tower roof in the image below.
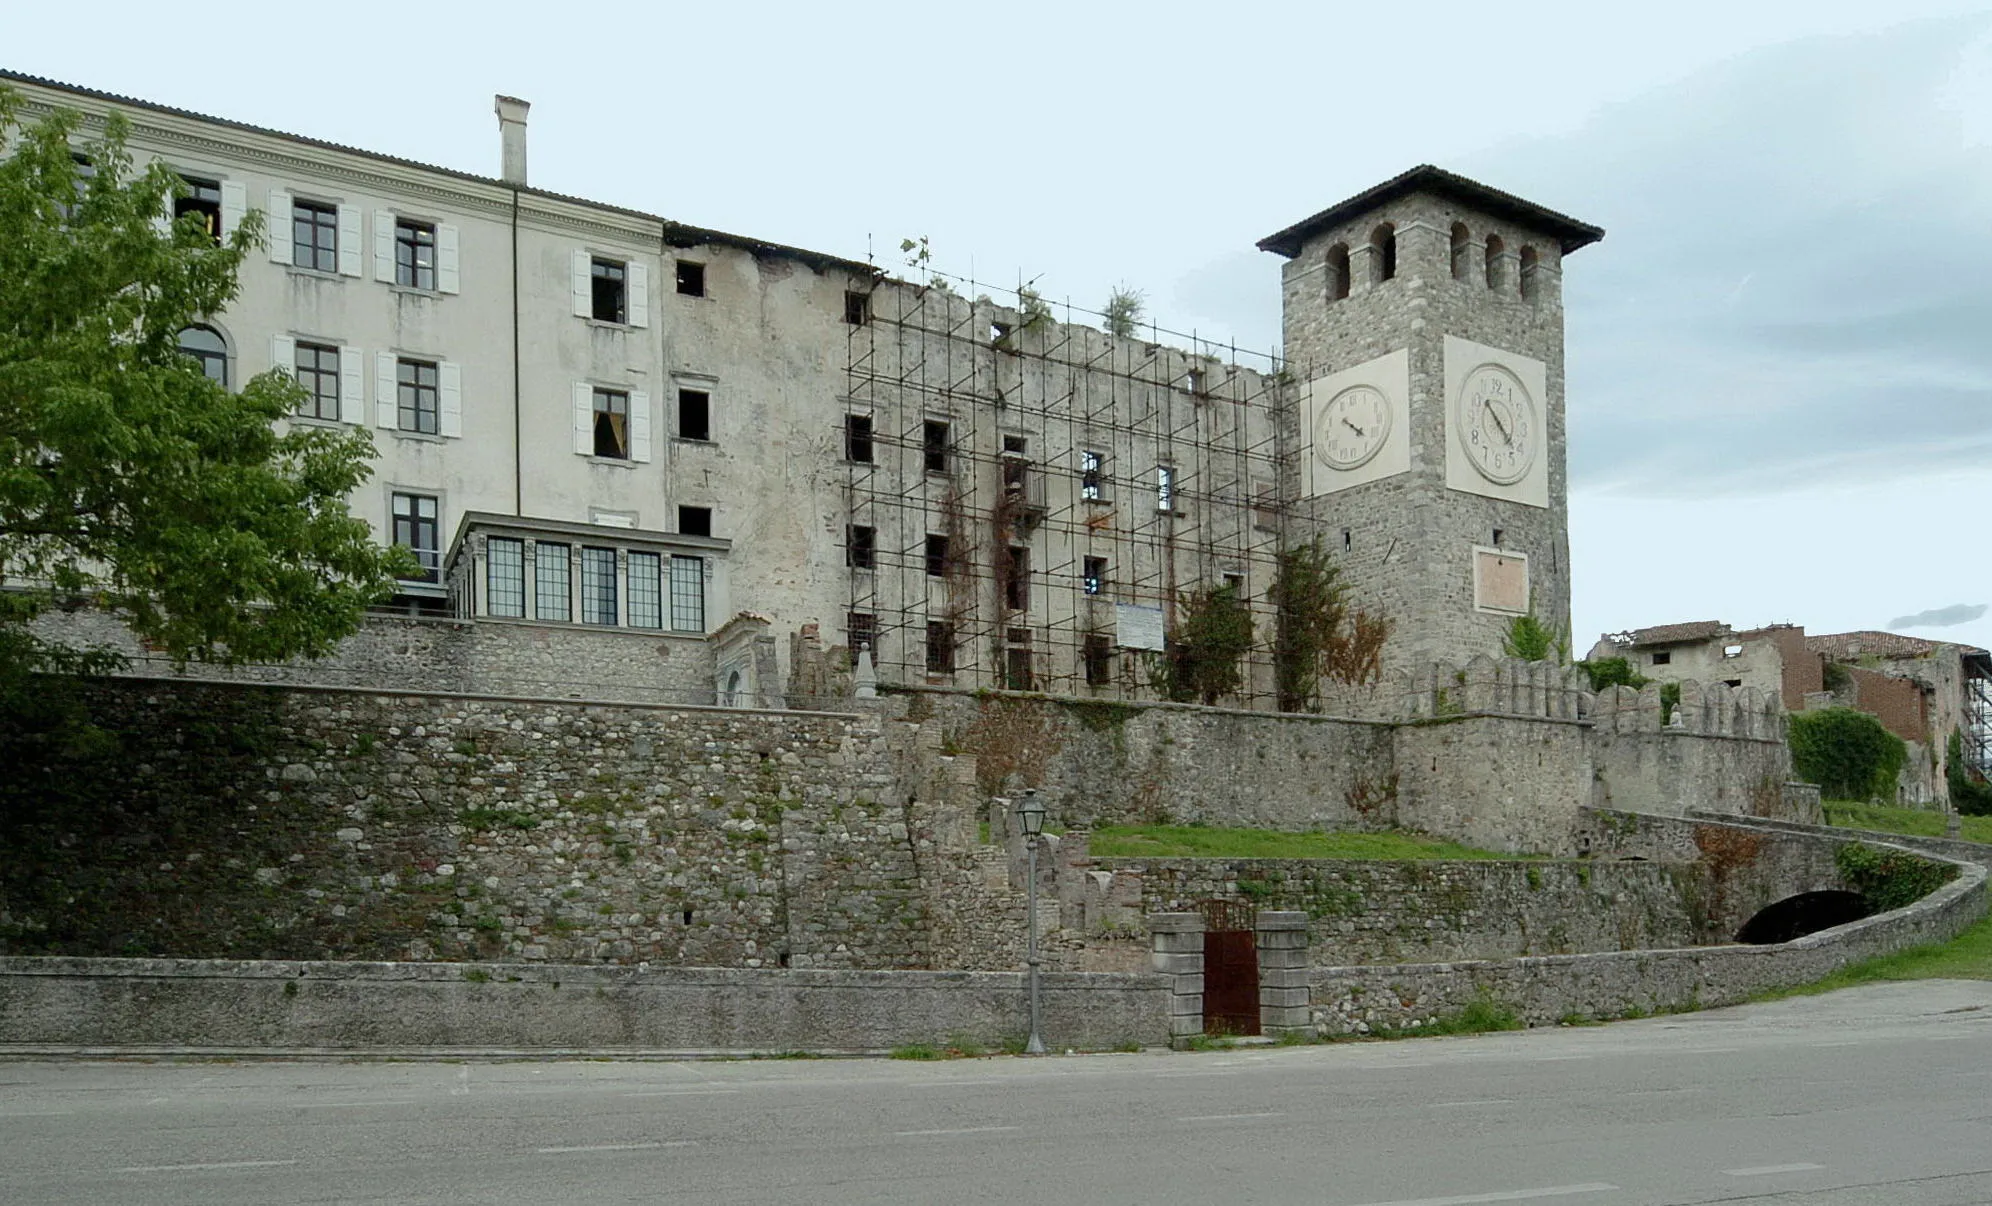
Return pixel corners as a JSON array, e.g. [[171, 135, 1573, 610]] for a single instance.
[[1257, 164, 1605, 259]]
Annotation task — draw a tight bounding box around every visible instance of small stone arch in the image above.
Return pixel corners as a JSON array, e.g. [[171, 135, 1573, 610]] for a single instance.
[[1449, 223, 1472, 280], [1735, 891, 1872, 944], [1518, 245, 1540, 299], [1370, 222, 1397, 283], [1484, 235, 1506, 292], [1325, 243, 1350, 301]]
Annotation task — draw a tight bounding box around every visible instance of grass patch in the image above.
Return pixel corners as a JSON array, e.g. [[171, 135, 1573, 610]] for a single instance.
[[888, 1042, 944, 1061], [1371, 995, 1522, 1038], [1756, 913, 1992, 1001], [1822, 800, 1992, 845], [1090, 825, 1523, 860]]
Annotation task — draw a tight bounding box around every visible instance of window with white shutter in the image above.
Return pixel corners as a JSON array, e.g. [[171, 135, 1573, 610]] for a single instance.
[[626, 262, 649, 328], [572, 382, 593, 455], [439, 362, 462, 438], [437, 225, 460, 294], [270, 334, 295, 379], [266, 189, 292, 263], [220, 181, 245, 239], [376, 352, 397, 428], [339, 347, 364, 423], [571, 250, 591, 317], [629, 389, 651, 462], [337, 207, 362, 277], [373, 210, 395, 282]]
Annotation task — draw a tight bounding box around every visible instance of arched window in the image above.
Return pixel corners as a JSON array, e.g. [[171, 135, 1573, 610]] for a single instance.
[[1325, 243, 1350, 301], [1483, 235, 1505, 292], [1519, 246, 1540, 300], [1449, 223, 1471, 280], [177, 325, 228, 388], [1370, 223, 1397, 283]]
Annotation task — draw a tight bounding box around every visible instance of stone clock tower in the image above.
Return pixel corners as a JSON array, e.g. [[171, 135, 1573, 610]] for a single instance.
[[1258, 166, 1603, 672]]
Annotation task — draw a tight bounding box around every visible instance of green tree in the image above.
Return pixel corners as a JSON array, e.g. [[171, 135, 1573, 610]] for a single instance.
[[1160, 582, 1253, 706], [1948, 729, 1992, 817], [1101, 285, 1145, 337], [0, 94, 410, 717], [1576, 656, 1649, 693], [1268, 536, 1347, 711], [1788, 707, 1907, 801], [1501, 612, 1565, 662]]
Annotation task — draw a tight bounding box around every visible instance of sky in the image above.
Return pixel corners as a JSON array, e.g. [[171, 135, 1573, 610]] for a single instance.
[[8, 1, 1990, 652]]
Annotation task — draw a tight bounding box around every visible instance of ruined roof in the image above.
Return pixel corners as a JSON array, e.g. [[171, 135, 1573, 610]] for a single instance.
[[1808, 630, 1991, 661], [1622, 621, 1732, 648], [1256, 164, 1606, 259], [0, 68, 877, 278]]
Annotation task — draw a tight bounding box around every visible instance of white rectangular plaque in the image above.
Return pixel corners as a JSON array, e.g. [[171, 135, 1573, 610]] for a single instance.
[[1114, 604, 1166, 651]]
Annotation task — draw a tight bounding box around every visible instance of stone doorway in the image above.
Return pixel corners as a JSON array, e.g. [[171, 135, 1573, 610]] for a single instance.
[[1198, 899, 1260, 1036]]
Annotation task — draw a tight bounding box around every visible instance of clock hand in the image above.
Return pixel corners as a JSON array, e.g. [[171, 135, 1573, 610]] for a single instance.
[[1483, 400, 1512, 444], [1342, 417, 1366, 438]]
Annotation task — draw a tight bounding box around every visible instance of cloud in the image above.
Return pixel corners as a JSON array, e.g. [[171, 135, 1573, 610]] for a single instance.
[[1887, 603, 1989, 629]]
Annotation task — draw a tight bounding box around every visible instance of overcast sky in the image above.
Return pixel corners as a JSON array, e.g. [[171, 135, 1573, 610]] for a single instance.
[[9, 1, 1990, 653]]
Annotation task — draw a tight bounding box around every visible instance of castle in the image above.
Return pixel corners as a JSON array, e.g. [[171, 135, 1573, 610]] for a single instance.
[[6, 69, 1600, 711]]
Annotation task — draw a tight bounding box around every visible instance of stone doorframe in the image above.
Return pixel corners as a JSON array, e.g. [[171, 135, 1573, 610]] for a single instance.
[[1147, 910, 1313, 1046]]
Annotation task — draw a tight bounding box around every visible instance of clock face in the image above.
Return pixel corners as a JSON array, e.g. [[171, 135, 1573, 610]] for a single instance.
[[1454, 363, 1537, 485], [1315, 384, 1392, 472]]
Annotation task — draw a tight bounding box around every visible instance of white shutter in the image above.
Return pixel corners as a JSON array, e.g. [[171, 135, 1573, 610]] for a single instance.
[[629, 389, 652, 463], [373, 209, 395, 282], [220, 181, 246, 239], [573, 383, 594, 455], [376, 353, 398, 428], [270, 334, 295, 377], [571, 250, 592, 317], [439, 362, 462, 438], [337, 207, 363, 277], [338, 346, 364, 423], [267, 189, 292, 263], [151, 206, 173, 238], [626, 261, 649, 328], [437, 224, 460, 294]]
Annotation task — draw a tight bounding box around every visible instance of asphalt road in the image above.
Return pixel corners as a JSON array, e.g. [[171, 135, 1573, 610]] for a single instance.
[[3, 980, 1991, 1205]]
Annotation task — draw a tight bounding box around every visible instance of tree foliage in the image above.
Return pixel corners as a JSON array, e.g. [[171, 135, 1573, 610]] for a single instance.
[[0, 92, 410, 713], [1576, 656, 1649, 693], [1160, 582, 1253, 706], [1101, 285, 1144, 338], [1789, 707, 1907, 801], [1948, 729, 1992, 817], [1269, 537, 1345, 711], [1502, 612, 1566, 663]]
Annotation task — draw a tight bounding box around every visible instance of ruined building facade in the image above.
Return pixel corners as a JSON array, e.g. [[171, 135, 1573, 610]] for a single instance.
[[8, 70, 1601, 710]]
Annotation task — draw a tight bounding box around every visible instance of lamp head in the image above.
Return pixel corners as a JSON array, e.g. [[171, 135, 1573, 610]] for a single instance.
[[1016, 788, 1046, 837]]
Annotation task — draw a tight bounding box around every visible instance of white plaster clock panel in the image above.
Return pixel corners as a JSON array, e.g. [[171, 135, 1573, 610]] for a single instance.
[[1443, 335, 1549, 508], [1301, 348, 1410, 498]]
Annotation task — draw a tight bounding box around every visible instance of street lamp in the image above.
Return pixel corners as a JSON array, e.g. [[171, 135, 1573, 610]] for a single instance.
[[1016, 788, 1047, 1055]]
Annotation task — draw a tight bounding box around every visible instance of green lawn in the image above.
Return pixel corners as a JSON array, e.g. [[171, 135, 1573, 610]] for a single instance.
[[1821, 800, 1992, 845], [1088, 825, 1522, 860], [1758, 913, 1992, 1000]]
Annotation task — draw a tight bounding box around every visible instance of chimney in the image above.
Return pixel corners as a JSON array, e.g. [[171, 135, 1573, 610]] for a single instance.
[[494, 95, 530, 186]]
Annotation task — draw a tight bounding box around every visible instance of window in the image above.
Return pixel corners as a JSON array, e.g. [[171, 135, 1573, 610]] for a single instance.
[[923, 420, 951, 474], [845, 414, 874, 464], [535, 542, 571, 621], [678, 389, 710, 441], [1222, 572, 1245, 598], [847, 611, 875, 666], [1185, 368, 1206, 396], [1326, 243, 1350, 301], [847, 524, 876, 570], [1083, 556, 1106, 596], [395, 219, 437, 290], [924, 534, 950, 577], [294, 341, 340, 420], [1519, 246, 1540, 300], [1083, 633, 1114, 687], [670, 556, 705, 632], [678, 506, 712, 538], [591, 257, 627, 323], [1652, 651, 1672, 666], [176, 176, 222, 243], [177, 326, 227, 387], [627, 551, 663, 630], [398, 358, 440, 434], [1252, 480, 1279, 531], [1371, 223, 1397, 283], [1491, 528, 1504, 546], [592, 388, 630, 458], [1723, 644, 1744, 659], [580, 547, 618, 625], [676, 260, 705, 297], [486, 537, 525, 618], [925, 621, 955, 674], [1485, 235, 1506, 291], [391, 492, 440, 582], [1449, 222, 1471, 280], [1080, 450, 1104, 501], [61, 152, 94, 220], [292, 199, 338, 272], [1004, 644, 1034, 692], [1004, 546, 1030, 612], [844, 290, 869, 326], [1156, 465, 1175, 512]]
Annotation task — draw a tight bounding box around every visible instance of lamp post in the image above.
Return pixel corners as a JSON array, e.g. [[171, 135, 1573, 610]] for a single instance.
[[1016, 788, 1047, 1055]]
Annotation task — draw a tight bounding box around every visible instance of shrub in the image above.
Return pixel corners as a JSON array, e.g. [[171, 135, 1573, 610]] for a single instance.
[[1577, 657, 1649, 693], [1948, 730, 1992, 817], [1501, 613, 1563, 663], [1835, 841, 1956, 912], [1789, 708, 1907, 801]]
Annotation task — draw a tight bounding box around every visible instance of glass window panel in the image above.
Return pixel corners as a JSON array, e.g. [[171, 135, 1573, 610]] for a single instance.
[[580, 547, 618, 626], [486, 537, 525, 618], [669, 555, 705, 633], [627, 551, 662, 629], [535, 542, 571, 622]]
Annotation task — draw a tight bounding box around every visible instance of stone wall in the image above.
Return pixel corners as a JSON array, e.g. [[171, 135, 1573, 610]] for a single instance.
[[1587, 680, 1802, 823], [0, 956, 1165, 1054], [1573, 809, 1850, 940]]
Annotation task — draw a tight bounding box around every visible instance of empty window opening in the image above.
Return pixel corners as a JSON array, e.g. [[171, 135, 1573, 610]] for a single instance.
[[1004, 546, 1030, 612], [591, 257, 628, 323], [391, 492, 441, 582], [924, 534, 950, 577], [1325, 243, 1351, 301], [847, 611, 876, 666], [294, 341, 340, 420], [683, 908, 694, 925], [1519, 246, 1540, 299], [677, 388, 711, 441], [292, 199, 337, 271], [844, 290, 869, 326], [1449, 222, 1471, 280], [1083, 556, 1107, 597], [1156, 465, 1175, 512], [1484, 234, 1505, 291], [1222, 572, 1245, 598], [1724, 678, 1743, 689], [675, 259, 706, 297], [1002, 434, 1028, 455], [177, 325, 228, 388], [486, 537, 526, 618], [395, 218, 436, 290], [1080, 449, 1105, 501], [1185, 368, 1206, 395], [923, 420, 951, 474], [845, 414, 874, 463], [1005, 646, 1034, 692], [678, 506, 712, 538], [1723, 644, 1745, 659], [847, 525, 876, 570], [1371, 223, 1397, 282], [62, 151, 94, 219], [1491, 528, 1504, 546], [535, 542, 571, 622], [1652, 651, 1672, 666], [990, 321, 1010, 343], [1342, 528, 1352, 549], [925, 621, 956, 674], [398, 359, 440, 435], [591, 387, 630, 458], [175, 176, 222, 242], [1083, 633, 1114, 687]]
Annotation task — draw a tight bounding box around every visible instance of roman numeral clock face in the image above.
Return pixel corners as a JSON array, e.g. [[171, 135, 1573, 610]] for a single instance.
[[1315, 384, 1391, 471], [1455, 363, 1537, 485]]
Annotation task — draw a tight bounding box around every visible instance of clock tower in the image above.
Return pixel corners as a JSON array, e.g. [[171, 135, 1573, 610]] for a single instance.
[[1258, 166, 1603, 672]]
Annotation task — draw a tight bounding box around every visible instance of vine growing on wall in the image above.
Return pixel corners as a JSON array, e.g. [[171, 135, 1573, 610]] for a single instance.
[[1269, 537, 1346, 711], [1835, 841, 1956, 912], [1948, 729, 1992, 816], [1789, 707, 1907, 800], [1158, 582, 1254, 706]]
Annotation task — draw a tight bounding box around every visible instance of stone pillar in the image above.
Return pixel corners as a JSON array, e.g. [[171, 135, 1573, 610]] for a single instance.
[[1148, 912, 1205, 1047], [1255, 910, 1312, 1037]]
